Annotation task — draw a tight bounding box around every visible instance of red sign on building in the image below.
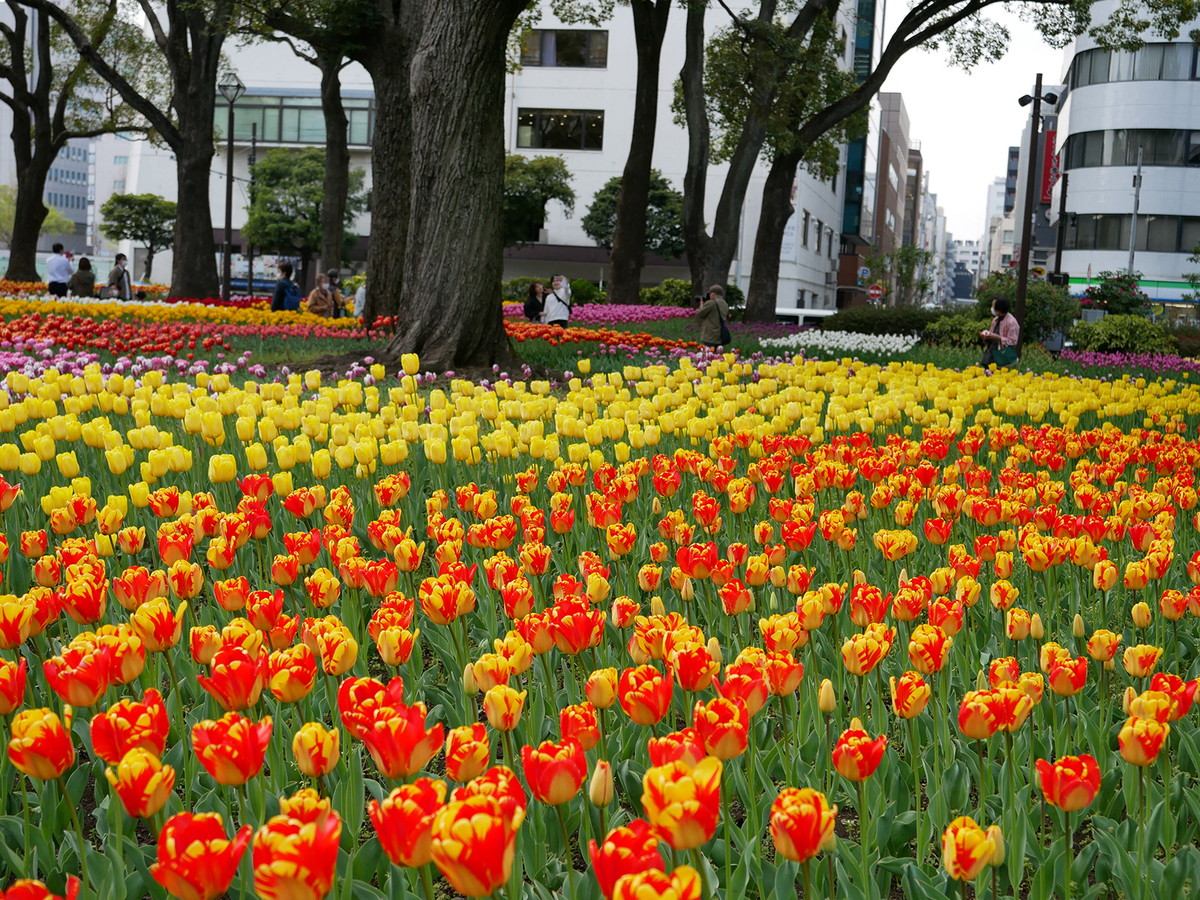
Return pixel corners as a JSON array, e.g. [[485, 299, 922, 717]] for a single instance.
[[1040, 130, 1059, 204]]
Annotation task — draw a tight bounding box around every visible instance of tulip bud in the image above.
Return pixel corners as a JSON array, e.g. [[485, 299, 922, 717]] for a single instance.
[[986, 825, 1005, 866], [897, 567, 908, 587], [650, 595, 667, 618], [707, 637, 723, 668], [652, 497, 662, 515], [852, 569, 867, 586], [463, 663, 479, 696], [1103, 658, 1114, 671], [976, 670, 987, 691], [818, 678, 836, 714], [1072, 614, 1085, 638], [1122, 686, 1135, 715], [1030, 614, 1044, 640], [589, 760, 614, 806], [1131, 602, 1152, 628], [679, 578, 694, 603]]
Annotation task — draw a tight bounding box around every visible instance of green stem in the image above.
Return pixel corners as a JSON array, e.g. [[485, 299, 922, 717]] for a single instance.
[[722, 775, 733, 895], [555, 804, 578, 900], [801, 859, 812, 899], [1064, 810, 1072, 900], [418, 864, 435, 900], [690, 847, 713, 899], [909, 717, 923, 867], [858, 779, 871, 900], [59, 777, 90, 895]]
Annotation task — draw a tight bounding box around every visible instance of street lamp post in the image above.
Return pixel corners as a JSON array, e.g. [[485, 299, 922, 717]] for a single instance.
[[218, 72, 245, 305], [1014, 73, 1058, 351]]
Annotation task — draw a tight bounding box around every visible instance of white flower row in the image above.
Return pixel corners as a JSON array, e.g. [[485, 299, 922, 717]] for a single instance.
[[761, 329, 921, 354]]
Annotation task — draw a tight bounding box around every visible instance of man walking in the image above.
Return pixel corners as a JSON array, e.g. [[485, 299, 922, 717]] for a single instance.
[[45, 243, 73, 297], [106, 254, 132, 301]]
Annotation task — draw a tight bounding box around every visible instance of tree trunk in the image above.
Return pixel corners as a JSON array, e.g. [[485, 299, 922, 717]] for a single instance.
[[680, 0, 712, 295], [745, 149, 802, 322], [143, 249, 155, 283], [4, 159, 54, 283], [383, 1, 528, 370], [173, 146, 219, 299], [358, 28, 413, 327], [318, 55, 350, 275], [607, 0, 671, 305]]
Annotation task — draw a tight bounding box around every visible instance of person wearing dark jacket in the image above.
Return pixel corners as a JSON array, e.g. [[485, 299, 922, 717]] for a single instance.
[[271, 262, 299, 311], [694, 285, 730, 348]]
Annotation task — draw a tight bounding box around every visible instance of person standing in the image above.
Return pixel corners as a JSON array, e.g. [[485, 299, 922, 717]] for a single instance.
[[354, 278, 367, 319], [543, 274, 572, 327], [325, 270, 344, 318], [307, 274, 335, 317], [694, 285, 730, 349], [979, 297, 1020, 367], [106, 254, 132, 301], [66, 258, 96, 297], [271, 262, 300, 311], [45, 243, 74, 297]]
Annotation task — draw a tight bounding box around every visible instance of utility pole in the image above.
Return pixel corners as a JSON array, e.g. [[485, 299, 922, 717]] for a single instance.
[[246, 122, 257, 294], [1052, 172, 1068, 276], [1128, 146, 1143, 274], [1014, 73, 1047, 348]]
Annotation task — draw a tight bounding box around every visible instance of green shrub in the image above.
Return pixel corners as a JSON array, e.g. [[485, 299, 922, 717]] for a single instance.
[[570, 279, 602, 305], [1069, 315, 1175, 354], [824, 305, 944, 335], [725, 283, 744, 309], [1082, 271, 1151, 315], [1169, 324, 1200, 358], [925, 315, 990, 347], [502, 277, 541, 304], [974, 272, 1078, 342]]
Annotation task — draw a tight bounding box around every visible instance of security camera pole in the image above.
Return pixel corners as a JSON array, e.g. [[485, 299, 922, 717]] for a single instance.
[[1014, 73, 1058, 354]]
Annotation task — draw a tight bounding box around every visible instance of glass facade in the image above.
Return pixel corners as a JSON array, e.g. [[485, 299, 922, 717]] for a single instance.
[[521, 30, 608, 68], [1065, 213, 1200, 253], [1063, 129, 1200, 169], [215, 94, 375, 146], [1069, 42, 1197, 88], [515, 109, 605, 151]]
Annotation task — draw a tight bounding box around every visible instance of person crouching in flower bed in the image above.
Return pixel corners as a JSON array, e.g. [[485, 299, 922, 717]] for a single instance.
[[979, 297, 1020, 368]]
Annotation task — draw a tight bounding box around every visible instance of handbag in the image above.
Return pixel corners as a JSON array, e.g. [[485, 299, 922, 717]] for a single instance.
[[97, 286, 111, 300], [717, 306, 731, 345], [993, 344, 1018, 367]]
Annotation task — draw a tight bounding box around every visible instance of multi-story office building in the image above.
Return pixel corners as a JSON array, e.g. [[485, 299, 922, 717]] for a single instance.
[[1053, 1, 1200, 305], [1013, 89, 1065, 274]]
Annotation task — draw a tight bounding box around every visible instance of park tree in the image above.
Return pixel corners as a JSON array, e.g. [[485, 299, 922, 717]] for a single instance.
[[678, 0, 1197, 320], [22, 0, 243, 299], [503, 154, 575, 247], [582, 171, 684, 258], [240, 147, 368, 290], [0, 185, 73, 248], [863, 244, 935, 306], [99, 193, 177, 282], [0, 0, 153, 281]]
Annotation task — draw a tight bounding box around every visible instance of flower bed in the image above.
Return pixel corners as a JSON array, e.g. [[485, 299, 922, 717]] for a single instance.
[[0, 354, 1197, 900], [1060, 349, 1200, 375], [505, 319, 700, 350], [503, 302, 696, 325], [761, 328, 921, 354], [0, 295, 361, 328]]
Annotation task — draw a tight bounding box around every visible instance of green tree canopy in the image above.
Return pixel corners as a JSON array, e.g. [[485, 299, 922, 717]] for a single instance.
[[100, 193, 177, 282], [582, 171, 684, 259], [0, 186, 74, 248], [240, 147, 368, 271], [503, 154, 575, 248], [975, 270, 1079, 341]]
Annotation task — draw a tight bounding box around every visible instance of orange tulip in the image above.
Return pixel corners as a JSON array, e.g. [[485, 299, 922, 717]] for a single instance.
[[251, 792, 341, 900], [908, 623, 952, 675], [7, 706, 74, 779], [150, 812, 251, 900], [588, 819, 665, 900], [1122, 644, 1163, 679], [612, 867, 702, 900], [445, 723, 491, 783], [483, 685, 526, 732], [430, 795, 518, 898], [191, 712, 272, 786], [769, 787, 837, 862], [641, 755, 722, 849], [197, 645, 267, 712], [618, 665, 673, 726], [1035, 754, 1101, 811], [832, 718, 887, 781], [360, 701, 444, 780], [891, 671, 931, 719], [90, 688, 168, 764], [105, 748, 176, 819], [292, 721, 339, 778], [692, 697, 749, 760], [942, 815, 995, 881], [370, 777, 448, 868], [1118, 716, 1169, 766], [521, 737, 587, 805]]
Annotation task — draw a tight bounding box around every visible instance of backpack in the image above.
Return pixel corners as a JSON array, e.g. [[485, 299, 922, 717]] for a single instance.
[[282, 280, 301, 311], [524, 294, 544, 321]]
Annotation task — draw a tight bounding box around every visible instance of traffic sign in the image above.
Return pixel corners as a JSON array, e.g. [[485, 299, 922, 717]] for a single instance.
[[868, 284, 884, 301]]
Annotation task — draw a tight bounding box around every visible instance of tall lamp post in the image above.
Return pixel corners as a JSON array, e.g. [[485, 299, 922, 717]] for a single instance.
[[218, 72, 245, 305], [1014, 73, 1058, 351]]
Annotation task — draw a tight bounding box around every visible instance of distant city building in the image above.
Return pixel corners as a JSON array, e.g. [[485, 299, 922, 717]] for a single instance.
[[1013, 88, 1065, 276], [1053, 0, 1200, 307]]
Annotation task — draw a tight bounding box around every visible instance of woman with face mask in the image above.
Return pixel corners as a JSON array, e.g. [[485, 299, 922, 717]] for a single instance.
[[979, 297, 1020, 368], [543, 274, 572, 327]]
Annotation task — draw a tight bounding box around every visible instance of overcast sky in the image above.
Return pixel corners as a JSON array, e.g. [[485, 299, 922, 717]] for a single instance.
[[881, 9, 1069, 243]]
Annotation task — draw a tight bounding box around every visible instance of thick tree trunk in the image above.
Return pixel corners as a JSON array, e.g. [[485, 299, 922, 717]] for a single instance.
[[318, 56, 350, 275], [143, 249, 156, 283], [607, 0, 671, 305], [745, 149, 803, 322], [173, 147, 218, 299], [4, 159, 54, 283], [383, 2, 527, 370], [358, 32, 413, 327]]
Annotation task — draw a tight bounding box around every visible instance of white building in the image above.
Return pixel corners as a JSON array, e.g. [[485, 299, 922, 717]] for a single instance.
[[112, 5, 855, 315], [1053, 2, 1200, 305]]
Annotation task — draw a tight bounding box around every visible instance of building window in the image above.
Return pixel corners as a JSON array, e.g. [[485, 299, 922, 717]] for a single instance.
[[216, 95, 376, 147], [516, 108, 604, 150], [114, 155, 128, 165], [1070, 42, 1196, 88], [885, 209, 896, 231], [113, 181, 126, 193], [802, 211, 810, 247], [1002, 229, 1014, 243], [521, 30, 608, 68], [828, 228, 836, 259], [1065, 213, 1200, 252], [1063, 128, 1200, 169], [815, 220, 823, 254]]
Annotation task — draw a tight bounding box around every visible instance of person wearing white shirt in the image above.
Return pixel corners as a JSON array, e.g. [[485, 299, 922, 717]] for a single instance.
[[354, 281, 367, 319], [45, 243, 74, 297], [543, 274, 572, 327]]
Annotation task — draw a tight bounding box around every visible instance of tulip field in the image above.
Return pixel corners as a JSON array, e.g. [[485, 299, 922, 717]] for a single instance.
[[3, 289, 1200, 900]]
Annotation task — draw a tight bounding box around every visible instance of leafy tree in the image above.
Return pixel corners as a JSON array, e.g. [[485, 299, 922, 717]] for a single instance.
[[582, 171, 684, 258], [0, 185, 73, 247], [99, 193, 178, 282], [1184, 244, 1200, 302], [0, 1, 154, 280], [240, 147, 367, 289], [864, 245, 935, 306], [503, 154, 575, 248], [975, 270, 1078, 342], [23, 0, 243, 299]]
